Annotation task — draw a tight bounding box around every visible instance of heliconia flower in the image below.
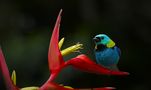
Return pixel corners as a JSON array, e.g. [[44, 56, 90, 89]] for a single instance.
[[0, 9, 129, 90], [0, 46, 79, 90], [40, 9, 129, 90]]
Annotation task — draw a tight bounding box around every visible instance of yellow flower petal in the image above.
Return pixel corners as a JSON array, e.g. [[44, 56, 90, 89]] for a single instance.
[[11, 70, 16, 85], [64, 86, 74, 89], [60, 84, 74, 89], [59, 37, 65, 49], [61, 43, 83, 56], [58, 37, 83, 56], [20, 87, 39, 90]]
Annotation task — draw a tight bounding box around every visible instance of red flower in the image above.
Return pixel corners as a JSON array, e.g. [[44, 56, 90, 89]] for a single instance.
[[0, 48, 19, 90], [40, 9, 129, 90], [65, 54, 129, 75], [0, 9, 129, 90]]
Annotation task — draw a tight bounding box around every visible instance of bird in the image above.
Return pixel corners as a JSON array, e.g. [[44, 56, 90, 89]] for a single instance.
[[93, 34, 121, 70]]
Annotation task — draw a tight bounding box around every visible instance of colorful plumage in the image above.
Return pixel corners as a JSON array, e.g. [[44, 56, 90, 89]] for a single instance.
[[93, 34, 121, 70]]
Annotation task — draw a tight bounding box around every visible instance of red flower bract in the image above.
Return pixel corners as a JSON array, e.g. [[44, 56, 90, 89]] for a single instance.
[[66, 54, 129, 75], [48, 9, 64, 71], [40, 9, 66, 90], [0, 49, 19, 90]]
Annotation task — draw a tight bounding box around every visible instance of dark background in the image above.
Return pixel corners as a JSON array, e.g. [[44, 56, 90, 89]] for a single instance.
[[0, 0, 151, 90]]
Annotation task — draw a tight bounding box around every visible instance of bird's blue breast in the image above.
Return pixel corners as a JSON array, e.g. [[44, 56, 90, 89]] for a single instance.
[[95, 46, 120, 66]]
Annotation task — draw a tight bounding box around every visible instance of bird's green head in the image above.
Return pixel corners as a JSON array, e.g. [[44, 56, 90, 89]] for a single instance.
[[93, 34, 115, 48]]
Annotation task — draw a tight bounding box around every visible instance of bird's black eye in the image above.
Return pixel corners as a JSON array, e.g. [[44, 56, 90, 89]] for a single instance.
[[101, 37, 104, 40]]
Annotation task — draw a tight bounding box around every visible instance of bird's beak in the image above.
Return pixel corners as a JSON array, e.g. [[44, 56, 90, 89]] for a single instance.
[[93, 37, 100, 42], [93, 38, 99, 49]]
